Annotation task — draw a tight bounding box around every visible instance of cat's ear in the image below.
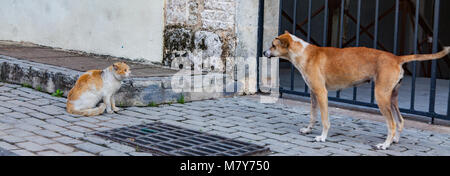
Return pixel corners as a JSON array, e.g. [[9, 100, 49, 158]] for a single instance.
[[113, 63, 119, 70]]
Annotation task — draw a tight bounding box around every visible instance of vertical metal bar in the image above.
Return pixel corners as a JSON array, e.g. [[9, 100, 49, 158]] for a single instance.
[[448, 79, 450, 119], [371, 0, 379, 104], [338, 0, 345, 48], [323, 0, 328, 46], [307, 0, 312, 43], [305, 0, 312, 93], [393, 0, 400, 55], [372, 0, 379, 49], [353, 0, 361, 102], [291, 0, 298, 91], [278, 0, 284, 35], [429, 0, 440, 123], [278, 0, 284, 98], [355, 0, 361, 47], [257, 0, 265, 92], [411, 0, 420, 110], [338, 0, 344, 50], [336, 0, 345, 98]]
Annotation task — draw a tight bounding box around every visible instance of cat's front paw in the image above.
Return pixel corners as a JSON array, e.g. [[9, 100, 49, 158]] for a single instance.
[[113, 107, 121, 112], [107, 109, 115, 114]]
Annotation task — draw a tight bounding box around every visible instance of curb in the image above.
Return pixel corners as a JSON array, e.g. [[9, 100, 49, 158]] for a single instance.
[[0, 55, 249, 107]]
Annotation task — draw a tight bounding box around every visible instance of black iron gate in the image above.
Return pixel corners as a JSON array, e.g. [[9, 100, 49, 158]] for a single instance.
[[258, 0, 450, 122]]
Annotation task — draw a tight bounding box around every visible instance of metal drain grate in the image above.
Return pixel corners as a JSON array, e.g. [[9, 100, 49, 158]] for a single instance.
[[94, 122, 270, 156]]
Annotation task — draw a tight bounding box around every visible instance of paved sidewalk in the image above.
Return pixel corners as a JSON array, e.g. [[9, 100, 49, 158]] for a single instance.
[[0, 82, 449, 156]]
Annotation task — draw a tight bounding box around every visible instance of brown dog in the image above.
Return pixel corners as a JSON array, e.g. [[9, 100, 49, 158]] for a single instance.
[[264, 31, 450, 150]]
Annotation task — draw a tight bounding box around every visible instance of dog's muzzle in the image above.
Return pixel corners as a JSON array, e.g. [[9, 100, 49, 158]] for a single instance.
[[263, 50, 272, 58]]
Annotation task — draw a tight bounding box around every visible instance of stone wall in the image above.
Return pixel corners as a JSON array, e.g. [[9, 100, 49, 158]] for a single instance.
[[164, 0, 259, 74]]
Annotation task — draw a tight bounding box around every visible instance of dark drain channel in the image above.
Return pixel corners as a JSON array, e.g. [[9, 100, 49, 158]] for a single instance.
[[94, 122, 271, 156]]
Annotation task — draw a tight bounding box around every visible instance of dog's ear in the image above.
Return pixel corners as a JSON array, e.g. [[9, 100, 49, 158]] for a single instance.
[[278, 37, 290, 48]]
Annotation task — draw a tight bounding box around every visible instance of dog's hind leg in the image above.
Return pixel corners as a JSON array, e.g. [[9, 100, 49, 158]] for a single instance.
[[300, 92, 319, 134], [375, 90, 396, 149], [391, 83, 404, 143], [374, 73, 398, 150]]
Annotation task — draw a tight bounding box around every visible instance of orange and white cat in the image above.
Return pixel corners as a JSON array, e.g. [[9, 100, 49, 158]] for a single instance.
[[67, 62, 131, 116]]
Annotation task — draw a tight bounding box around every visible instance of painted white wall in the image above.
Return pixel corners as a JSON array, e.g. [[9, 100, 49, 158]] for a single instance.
[[0, 0, 164, 62]]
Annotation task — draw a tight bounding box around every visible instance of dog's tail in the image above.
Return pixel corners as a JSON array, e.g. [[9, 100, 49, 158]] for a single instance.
[[67, 103, 106, 117], [400, 47, 450, 64]]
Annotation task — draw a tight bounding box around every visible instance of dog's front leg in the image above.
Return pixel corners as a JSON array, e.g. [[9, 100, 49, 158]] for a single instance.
[[314, 88, 330, 142], [300, 92, 318, 134]]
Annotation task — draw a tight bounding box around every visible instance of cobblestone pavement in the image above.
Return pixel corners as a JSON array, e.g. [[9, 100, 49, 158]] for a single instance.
[[0, 82, 449, 156], [0, 146, 17, 156]]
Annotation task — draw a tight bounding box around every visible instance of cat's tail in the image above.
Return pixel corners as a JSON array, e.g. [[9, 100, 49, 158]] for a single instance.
[[67, 103, 106, 117]]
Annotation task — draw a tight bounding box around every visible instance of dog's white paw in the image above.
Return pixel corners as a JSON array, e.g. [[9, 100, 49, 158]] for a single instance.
[[375, 143, 390, 150], [393, 135, 400, 144], [300, 127, 312, 134], [314, 136, 326, 142]]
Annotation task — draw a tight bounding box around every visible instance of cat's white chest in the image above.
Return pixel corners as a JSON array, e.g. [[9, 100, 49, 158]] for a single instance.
[[101, 75, 122, 96]]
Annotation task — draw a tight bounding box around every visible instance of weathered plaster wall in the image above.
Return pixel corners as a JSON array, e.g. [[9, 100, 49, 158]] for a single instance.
[[263, 0, 280, 50], [235, 0, 259, 94], [0, 0, 164, 62], [261, 0, 280, 93]]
